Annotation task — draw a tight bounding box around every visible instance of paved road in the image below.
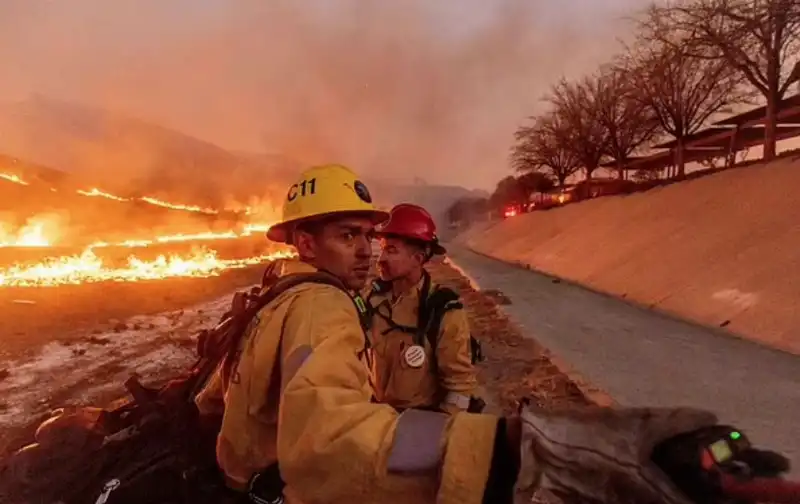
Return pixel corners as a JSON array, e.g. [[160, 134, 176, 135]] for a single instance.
[[447, 246, 800, 474]]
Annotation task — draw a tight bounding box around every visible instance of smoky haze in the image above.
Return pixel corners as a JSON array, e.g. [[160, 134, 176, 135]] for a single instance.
[[0, 0, 643, 191]]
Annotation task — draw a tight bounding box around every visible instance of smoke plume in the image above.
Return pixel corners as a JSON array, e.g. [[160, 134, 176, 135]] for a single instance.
[[0, 0, 642, 192]]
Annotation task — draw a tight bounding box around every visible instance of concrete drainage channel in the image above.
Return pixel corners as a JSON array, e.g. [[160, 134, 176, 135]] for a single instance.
[[444, 244, 800, 477], [443, 255, 616, 410]]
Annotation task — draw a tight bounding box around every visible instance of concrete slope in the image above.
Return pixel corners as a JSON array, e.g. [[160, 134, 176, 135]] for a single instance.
[[447, 246, 800, 475], [457, 154, 800, 354]]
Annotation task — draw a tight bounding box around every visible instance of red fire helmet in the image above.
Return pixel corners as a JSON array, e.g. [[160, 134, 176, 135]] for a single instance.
[[375, 203, 446, 255]]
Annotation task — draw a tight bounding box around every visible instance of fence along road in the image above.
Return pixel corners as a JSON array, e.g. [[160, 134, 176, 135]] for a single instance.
[[446, 245, 800, 476]]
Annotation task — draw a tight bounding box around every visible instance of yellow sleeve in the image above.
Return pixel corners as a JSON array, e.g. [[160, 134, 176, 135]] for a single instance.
[[435, 309, 478, 414], [277, 285, 498, 504], [194, 364, 226, 416]]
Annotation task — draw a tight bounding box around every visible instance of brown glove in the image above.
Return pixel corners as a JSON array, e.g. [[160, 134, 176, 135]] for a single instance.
[[515, 405, 718, 504]]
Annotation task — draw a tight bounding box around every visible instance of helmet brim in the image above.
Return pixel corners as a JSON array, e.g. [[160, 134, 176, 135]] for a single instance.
[[266, 209, 391, 244]]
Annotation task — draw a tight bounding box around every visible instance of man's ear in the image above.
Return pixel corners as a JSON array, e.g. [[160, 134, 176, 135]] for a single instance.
[[293, 229, 317, 260], [414, 246, 429, 266]]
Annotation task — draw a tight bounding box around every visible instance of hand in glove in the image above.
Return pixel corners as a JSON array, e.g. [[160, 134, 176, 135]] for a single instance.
[[514, 405, 718, 504]]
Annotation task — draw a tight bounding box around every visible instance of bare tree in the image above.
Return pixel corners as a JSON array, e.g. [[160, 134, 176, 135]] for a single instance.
[[490, 176, 527, 210], [591, 66, 660, 180], [618, 37, 745, 177], [545, 78, 609, 182], [511, 112, 580, 186], [641, 0, 800, 160], [445, 197, 489, 226], [517, 171, 555, 197]]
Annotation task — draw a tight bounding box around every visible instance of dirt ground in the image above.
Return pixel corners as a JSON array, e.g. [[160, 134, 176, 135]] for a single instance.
[[0, 265, 266, 360], [0, 265, 266, 457], [0, 257, 594, 502]]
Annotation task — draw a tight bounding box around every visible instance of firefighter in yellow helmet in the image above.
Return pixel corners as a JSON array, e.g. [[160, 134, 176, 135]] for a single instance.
[[367, 203, 479, 414], [196, 163, 723, 504]]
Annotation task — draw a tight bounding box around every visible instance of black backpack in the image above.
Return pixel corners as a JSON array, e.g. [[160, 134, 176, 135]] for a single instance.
[[418, 285, 484, 367]]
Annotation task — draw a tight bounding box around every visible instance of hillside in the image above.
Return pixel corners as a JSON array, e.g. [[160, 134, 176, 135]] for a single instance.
[[368, 179, 489, 237], [0, 95, 482, 227], [0, 95, 287, 206], [0, 152, 252, 247], [456, 153, 800, 355]]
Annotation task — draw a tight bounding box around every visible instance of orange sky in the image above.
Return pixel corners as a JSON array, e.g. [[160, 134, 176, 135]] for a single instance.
[[0, 0, 647, 190]]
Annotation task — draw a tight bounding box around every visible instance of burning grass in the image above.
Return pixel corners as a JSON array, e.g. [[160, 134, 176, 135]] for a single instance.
[[5, 175, 224, 216], [0, 219, 289, 287], [0, 246, 292, 287], [0, 170, 281, 255], [0, 175, 285, 287]]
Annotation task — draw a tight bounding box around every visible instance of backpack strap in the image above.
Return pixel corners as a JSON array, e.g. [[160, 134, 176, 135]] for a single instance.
[[368, 278, 392, 298], [418, 285, 484, 364], [410, 271, 433, 346], [266, 271, 370, 331], [221, 271, 367, 381], [361, 279, 391, 332], [369, 275, 430, 338], [260, 259, 283, 289], [418, 285, 463, 369]]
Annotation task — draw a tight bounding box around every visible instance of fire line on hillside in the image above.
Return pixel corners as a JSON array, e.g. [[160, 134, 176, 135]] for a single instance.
[[0, 224, 290, 287], [0, 247, 295, 287], [0, 172, 291, 287], [3, 172, 224, 216]]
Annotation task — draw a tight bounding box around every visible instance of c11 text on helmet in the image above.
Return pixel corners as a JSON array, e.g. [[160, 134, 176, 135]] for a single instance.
[[287, 178, 317, 202]]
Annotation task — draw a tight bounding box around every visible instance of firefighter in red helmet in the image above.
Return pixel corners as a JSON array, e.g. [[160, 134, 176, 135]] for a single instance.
[[366, 203, 482, 414]]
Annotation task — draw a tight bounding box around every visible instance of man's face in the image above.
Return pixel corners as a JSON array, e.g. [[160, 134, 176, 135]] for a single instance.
[[295, 216, 375, 290], [377, 236, 424, 282]]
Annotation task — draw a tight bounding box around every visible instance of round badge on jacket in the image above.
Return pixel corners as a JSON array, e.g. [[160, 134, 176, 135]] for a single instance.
[[404, 345, 426, 368]]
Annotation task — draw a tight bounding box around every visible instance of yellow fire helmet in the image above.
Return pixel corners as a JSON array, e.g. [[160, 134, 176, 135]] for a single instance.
[[266, 163, 390, 244]]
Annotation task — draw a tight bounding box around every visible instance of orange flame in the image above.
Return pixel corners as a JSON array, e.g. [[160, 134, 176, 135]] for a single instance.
[[0, 177, 285, 286], [88, 225, 272, 249], [77, 188, 129, 201], [0, 247, 295, 287], [0, 214, 275, 251], [0, 215, 284, 286], [0, 173, 28, 185], [0, 214, 65, 247], [11, 224, 49, 247], [139, 196, 218, 215], [75, 188, 221, 215]]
